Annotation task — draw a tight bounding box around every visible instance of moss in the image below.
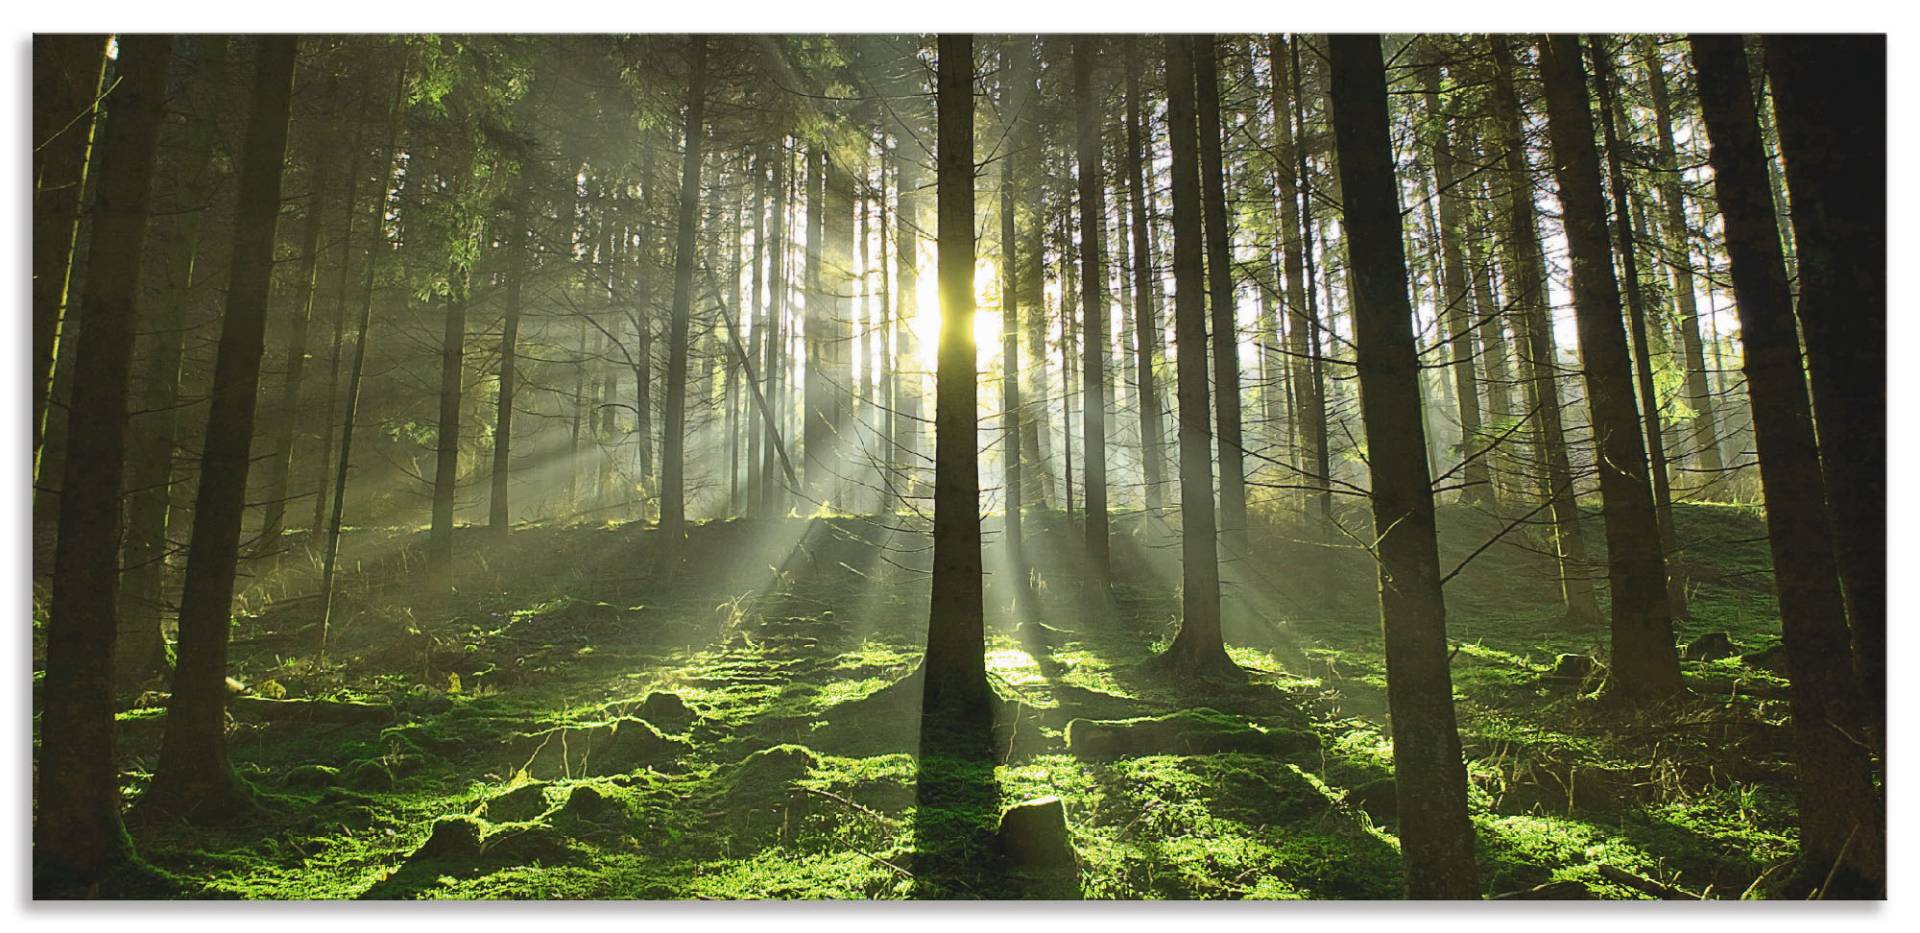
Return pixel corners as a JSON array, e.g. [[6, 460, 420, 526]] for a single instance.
[[1066, 708, 1318, 761]]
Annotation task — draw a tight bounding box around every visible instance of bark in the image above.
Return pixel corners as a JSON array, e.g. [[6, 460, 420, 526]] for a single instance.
[[35, 34, 173, 890], [1000, 41, 1027, 570], [748, 151, 768, 516], [32, 35, 109, 477], [1278, 36, 1333, 522], [1642, 38, 1724, 476], [427, 150, 477, 594], [1419, 55, 1493, 506], [1537, 34, 1683, 702], [1327, 33, 1482, 900], [659, 36, 709, 574], [1590, 38, 1687, 619], [320, 61, 409, 657], [1691, 34, 1884, 897], [143, 36, 298, 823], [767, 141, 792, 513], [117, 36, 229, 685], [1195, 35, 1248, 551], [490, 187, 528, 538], [259, 89, 340, 554], [1763, 35, 1887, 749], [1154, 37, 1233, 676], [1489, 36, 1601, 624], [923, 34, 989, 720], [1073, 37, 1112, 591]]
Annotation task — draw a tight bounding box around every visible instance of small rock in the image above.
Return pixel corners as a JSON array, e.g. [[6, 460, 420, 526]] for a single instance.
[[557, 784, 617, 822], [997, 796, 1077, 878], [1682, 632, 1736, 661], [480, 782, 552, 822], [413, 816, 484, 860], [638, 692, 698, 733]]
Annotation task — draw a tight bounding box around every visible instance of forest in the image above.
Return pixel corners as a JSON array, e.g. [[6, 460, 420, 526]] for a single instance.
[[28, 31, 1885, 901]]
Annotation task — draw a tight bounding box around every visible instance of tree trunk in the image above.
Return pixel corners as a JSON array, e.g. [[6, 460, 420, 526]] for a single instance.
[[1073, 37, 1113, 593], [1154, 36, 1234, 677], [1000, 42, 1027, 575], [923, 33, 989, 720], [32, 35, 109, 478], [258, 91, 339, 556], [1195, 35, 1248, 553], [1642, 38, 1724, 477], [1489, 35, 1601, 625], [1537, 34, 1683, 703], [490, 189, 528, 538], [117, 36, 229, 685], [1590, 38, 1687, 620], [1691, 34, 1884, 897], [658, 37, 708, 574], [1120, 46, 1167, 517], [1327, 33, 1482, 900], [767, 140, 792, 514], [1763, 35, 1887, 750], [1281, 37, 1333, 523], [34, 34, 173, 892], [142, 35, 298, 823], [1419, 54, 1492, 506]]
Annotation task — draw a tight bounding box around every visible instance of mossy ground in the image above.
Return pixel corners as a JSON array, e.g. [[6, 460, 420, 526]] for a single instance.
[[37, 497, 1798, 899]]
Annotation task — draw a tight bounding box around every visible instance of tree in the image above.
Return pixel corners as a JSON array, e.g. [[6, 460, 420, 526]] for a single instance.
[[32, 35, 109, 476], [1763, 35, 1887, 746], [1072, 37, 1112, 595], [117, 36, 230, 684], [922, 33, 989, 721], [1326, 33, 1481, 900], [1194, 35, 1248, 552], [34, 33, 175, 893], [1123, 39, 1167, 513], [1691, 34, 1884, 897], [1489, 36, 1600, 626], [1537, 34, 1683, 701], [140, 36, 299, 823], [1150, 36, 1235, 678], [659, 36, 710, 575]]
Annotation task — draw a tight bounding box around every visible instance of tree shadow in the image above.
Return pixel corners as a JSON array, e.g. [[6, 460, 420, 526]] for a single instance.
[[910, 700, 1006, 898]]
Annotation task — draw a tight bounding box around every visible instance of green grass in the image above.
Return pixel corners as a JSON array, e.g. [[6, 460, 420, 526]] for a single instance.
[[43, 501, 1804, 899]]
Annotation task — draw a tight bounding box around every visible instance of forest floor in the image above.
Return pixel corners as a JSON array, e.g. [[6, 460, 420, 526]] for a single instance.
[[45, 497, 1801, 899]]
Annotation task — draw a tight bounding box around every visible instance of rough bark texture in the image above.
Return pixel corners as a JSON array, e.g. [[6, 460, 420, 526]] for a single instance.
[[35, 34, 174, 891], [1194, 36, 1246, 550], [1692, 34, 1884, 897], [1537, 35, 1683, 703], [1763, 35, 1887, 749], [923, 34, 989, 720], [1327, 34, 1482, 900], [1155, 36, 1232, 676], [32, 35, 109, 475], [144, 36, 298, 823]]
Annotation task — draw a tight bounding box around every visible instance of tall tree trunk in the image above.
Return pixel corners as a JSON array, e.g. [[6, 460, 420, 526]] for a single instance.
[[1590, 38, 1687, 620], [766, 140, 792, 513], [1537, 34, 1683, 703], [1490, 36, 1601, 624], [309, 130, 364, 544], [1419, 54, 1492, 506], [658, 37, 708, 575], [1641, 38, 1724, 477], [1281, 37, 1332, 523], [117, 36, 229, 685], [427, 140, 477, 594], [1073, 37, 1113, 594], [1153, 36, 1235, 677], [490, 188, 528, 538], [319, 59, 408, 658], [32, 35, 110, 479], [34, 34, 173, 892], [1691, 34, 1884, 897], [1327, 33, 1482, 900], [1121, 43, 1168, 514], [923, 33, 989, 719], [1764, 35, 1887, 750], [1195, 35, 1248, 553], [258, 92, 339, 555], [748, 150, 768, 516], [142, 36, 298, 823], [1000, 43, 1027, 575]]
